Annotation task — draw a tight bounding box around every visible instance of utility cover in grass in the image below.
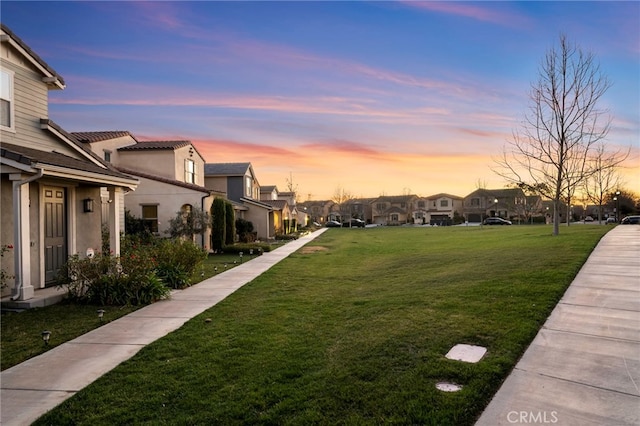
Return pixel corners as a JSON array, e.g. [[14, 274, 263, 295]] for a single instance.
[[445, 344, 487, 363], [436, 382, 463, 392]]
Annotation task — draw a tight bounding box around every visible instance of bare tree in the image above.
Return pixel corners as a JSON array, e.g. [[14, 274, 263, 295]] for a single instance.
[[583, 143, 629, 223], [331, 186, 353, 222], [494, 35, 611, 235]]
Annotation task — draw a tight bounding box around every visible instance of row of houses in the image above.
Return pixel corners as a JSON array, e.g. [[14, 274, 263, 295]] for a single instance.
[[301, 189, 548, 226], [0, 25, 304, 301]]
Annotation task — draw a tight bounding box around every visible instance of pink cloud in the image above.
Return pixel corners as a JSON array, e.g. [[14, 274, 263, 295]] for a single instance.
[[400, 1, 531, 28]]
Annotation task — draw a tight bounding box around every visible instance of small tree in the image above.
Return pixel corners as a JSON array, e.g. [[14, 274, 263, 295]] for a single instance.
[[211, 198, 226, 251], [167, 207, 211, 241], [236, 218, 255, 243], [225, 202, 235, 245]]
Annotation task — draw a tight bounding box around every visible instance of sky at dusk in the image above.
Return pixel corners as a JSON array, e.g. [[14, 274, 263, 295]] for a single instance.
[[2, 1, 638, 200]]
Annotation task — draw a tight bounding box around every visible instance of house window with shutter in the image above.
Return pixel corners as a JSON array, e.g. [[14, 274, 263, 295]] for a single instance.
[[185, 159, 195, 184], [1, 70, 14, 131], [440, 200, 449, 207]]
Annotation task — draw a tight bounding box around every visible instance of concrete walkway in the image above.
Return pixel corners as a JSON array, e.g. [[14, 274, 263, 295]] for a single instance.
[[0, 229, 327, 426], [477, 225, 640, 425]]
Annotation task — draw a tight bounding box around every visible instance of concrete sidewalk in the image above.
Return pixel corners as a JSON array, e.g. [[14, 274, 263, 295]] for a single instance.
[[476, 225, 640, 425], [0, 229, 327, 426]]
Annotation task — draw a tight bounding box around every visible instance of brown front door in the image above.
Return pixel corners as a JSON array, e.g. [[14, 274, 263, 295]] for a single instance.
[[44, 186, 66, 284]]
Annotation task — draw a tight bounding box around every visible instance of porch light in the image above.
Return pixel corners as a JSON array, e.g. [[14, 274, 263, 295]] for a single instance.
[[83, 198, 94, 213], [41, 330, 51, 345], [97, 309, 105, 322]]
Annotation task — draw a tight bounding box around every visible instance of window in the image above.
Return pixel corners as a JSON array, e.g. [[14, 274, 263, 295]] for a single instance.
[[1, 69, 14, 130], [141, 205, 158, 233], [185, 159, 195, 184], [440, 200, 449, 207], [471, 198, 480, 207], [418, 201, 425, 208], [104, 150, 112, 163], [376, 203, 386, 211], [245, 176, 252, 197]]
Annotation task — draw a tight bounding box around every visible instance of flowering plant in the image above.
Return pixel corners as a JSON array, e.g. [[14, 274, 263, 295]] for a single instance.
[[1, 244, 14, 289]]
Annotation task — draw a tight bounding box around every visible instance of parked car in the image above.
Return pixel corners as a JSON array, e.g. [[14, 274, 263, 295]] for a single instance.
[[620, 215, 640, 225], [342, 218, 365, 228], [606, 217, 617, 224], [583, 216, 594, 222], [483, 217, 512, 225], [325, 220, 342, 228]]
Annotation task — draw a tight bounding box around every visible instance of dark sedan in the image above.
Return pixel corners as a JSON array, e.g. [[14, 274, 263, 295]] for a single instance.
[[342, 219, 366, 228], [621, 215, 640, 225], [483, 217, 512, 225], [325, 220, 342, 228]]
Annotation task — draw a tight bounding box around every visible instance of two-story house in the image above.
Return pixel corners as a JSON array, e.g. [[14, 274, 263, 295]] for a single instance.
[[462, 188, 528, 223], [74, 133, 220, 248], [260, 185, 293, 234], [0, 25, 138, 302], [204, 162, 274, 240], [298, 200, 335, 225], [370, 195, 418, 225], [415, 193, 463, 225]]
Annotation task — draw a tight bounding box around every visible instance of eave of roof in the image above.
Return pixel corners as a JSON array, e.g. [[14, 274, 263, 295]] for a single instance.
[[118, 140, 192, 151], [1, 24, 65, 89], [72, 131, 138, 144], [115, 167, 217, 194], [204, 162, 252, 176], [1, 143, 138, 187]]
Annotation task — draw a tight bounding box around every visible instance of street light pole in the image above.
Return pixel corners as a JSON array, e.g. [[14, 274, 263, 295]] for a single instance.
[[615, 190, 621, 223]]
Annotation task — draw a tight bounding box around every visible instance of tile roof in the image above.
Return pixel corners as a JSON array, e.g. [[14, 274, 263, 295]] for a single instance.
[[424, 193, 463, 200], [115, 167, 216, 194], [71, 131, 137, 143], [1, 143, 136, 181], [261, 199, 288, 210], [204, 162, 251, 176], [0, 24, 65, 87], [118, 140, 192, 151]]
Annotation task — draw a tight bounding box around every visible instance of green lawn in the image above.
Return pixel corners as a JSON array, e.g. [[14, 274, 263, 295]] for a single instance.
[[1, 252, 244, 371], [32, 225, 608, 425]]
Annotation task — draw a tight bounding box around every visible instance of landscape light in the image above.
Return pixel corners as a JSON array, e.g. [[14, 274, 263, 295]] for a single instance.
[[97, 309, 105, 322], [239, 252, 243, 263], [41, 330, 51, 345]]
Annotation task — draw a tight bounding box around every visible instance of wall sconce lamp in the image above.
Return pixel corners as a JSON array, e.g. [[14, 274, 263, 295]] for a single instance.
[[41, 330, 51, 345], [83, 198, 94, 213]]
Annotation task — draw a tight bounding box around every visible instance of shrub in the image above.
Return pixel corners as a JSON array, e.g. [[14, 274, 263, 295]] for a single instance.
[[57, 252, 169, 306], [236, 218, 256, 243], [211, 198, 226, 251], [153, 239, 207, 289], [1, 244, 14, 290], [225, 202, 235, 246]]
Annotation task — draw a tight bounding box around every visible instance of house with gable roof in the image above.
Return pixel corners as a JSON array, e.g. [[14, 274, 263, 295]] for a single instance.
[[414, 193, 463, 225], [462, 188, 528, 223], [370, 195, 418, 225], [260, 185, 300, 234], [75, 133, 222, 247], [204, 162, 274, 240], [297, 200, 335, 225], [0, 25, 138, 301]]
